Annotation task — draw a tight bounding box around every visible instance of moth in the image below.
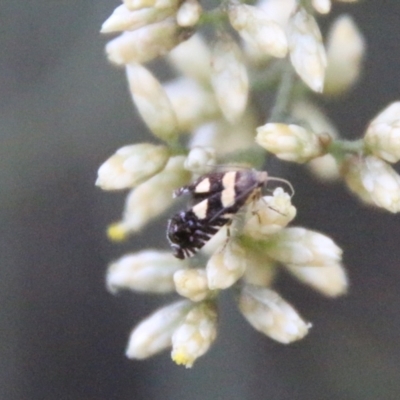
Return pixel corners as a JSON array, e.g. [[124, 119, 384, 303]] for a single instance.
[[167, 169, 269, 259]]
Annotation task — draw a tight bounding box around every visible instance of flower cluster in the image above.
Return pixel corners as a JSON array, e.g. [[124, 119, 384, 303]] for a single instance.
[[97, 0, 399, 367]]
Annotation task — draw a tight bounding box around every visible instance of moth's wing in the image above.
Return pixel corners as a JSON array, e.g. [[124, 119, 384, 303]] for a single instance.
[[173, 172, 227, 200]]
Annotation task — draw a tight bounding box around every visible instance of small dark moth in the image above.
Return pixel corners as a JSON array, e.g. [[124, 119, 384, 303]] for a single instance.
[[167, 169, 269, 259]]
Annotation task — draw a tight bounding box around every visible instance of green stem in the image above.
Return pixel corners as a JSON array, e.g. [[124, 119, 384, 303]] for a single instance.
[[328, 139, 365, 162], [268, 61, 296, 123]]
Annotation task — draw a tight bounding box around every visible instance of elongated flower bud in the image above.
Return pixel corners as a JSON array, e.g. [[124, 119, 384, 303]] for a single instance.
[[106, 250, 188, 293], [243, 188, 297, 238], [126, 300, 192, 359], [312, 0, 331, 14], [176, 0, 202, 27], [206, 241, 247, 290], [256, 123, 326, 163], [171, 302, 218, 367], [106, 19, 192, 65], [168, 34, 212, 84], [324, 15, 365, 95], [343, 155, 400, 213], [239, 285, 310, 344], [184, 146, 216, 174], [127, 64, 178, 142], [228, 4, 288, 58], [364, 102, 400, 163], [96, 143, 169, 190], [287, 7, 327, 92], [210, 35, 249, 123], [101, 4, 176, 33], [109, 156, 190, 238], [163, 77, 219, 132], [285, 263, 348, 297], [174, 269, 211, 302], [267, 227, 342, 267]]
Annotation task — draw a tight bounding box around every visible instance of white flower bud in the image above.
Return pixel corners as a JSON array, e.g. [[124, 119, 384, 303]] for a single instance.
[[105, 19, 191, 65], [168, 34, 212, 84], [267, 227, 342, 267], [343, 155, 400, 213], [312, 0, 331, 14], [364, 102, 400, 164], [256, 0, 296, 28], [126, 64, 178, 142], [109, 156, 190, 238], [244, 188, 297, 238], [101, 4, 175, 33], [174, 269, 210, 302], [106, 250, 188, 294], [210, 35, 249, 123], [126, 300, 192, 359], [206, 240, 247, 290], [123, 0, 181, 10], [123, 0, 156, 11], [190, 112, 257, 154], [96, 143, 169, 190], [324, 15, 365, 95], [256, 123, 326, 163], [171, 302, 218, 367], [285, 263, 348, 297], [184, 146, 216, 174], [176, 0, 202, 27], [163, 78, 219, 132], [291, 100, 340, 181], [243, 252, 276, 287], [228, 4, 288, 58], [239, 285, 311, 343], [287, 7, 327, 93]]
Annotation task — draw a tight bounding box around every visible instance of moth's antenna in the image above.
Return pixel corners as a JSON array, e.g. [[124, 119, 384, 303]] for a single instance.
[[267, 177, 295, 197]]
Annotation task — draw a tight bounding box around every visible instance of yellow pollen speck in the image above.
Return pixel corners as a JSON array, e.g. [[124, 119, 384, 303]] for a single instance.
[[107, 223, 128, 242], [172, 349, 193, 368]]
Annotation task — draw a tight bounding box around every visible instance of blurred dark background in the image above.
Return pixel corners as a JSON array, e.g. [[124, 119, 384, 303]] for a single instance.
[[2, 1, 400, 399]]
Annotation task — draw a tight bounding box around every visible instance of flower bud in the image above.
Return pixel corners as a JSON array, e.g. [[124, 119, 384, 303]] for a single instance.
[[190, 111, 257, 154], [163, 77, 219, 132], [364, 102, 400, 163], [243, 188, 297, 238], [256, 0, 295, 28], [206, 241, 247, 290], [106, 250, 188, 294], [171, 302, 218, 367], [285, 263, 348, 297], [106, 19, 192, 65], [176, 0, 202, 27], [291, 100, 340, 181], [168, 34, 212, 84], [126, 64, 178, 142], [243, 253, 276, 287], [324, 15, 365, 95], [126, 300, 192, 359], [96, 143, 170, 190], [239, 285, 310, 343], [312, 0, 331, 14], [256, 123, 326, 163], [174, 269, 210, 302], [123, 0, 181, 10], [101, 4, 175, 33], [113, 156, 190, 235], [267, 227, 342, 267], [184, 146, 216, 174], [287, 7, 327, 92], [228, 4, 288, 58], [210, 35, 249, 123], [123, 0, 157, 10], [343, 155, 400, 213]]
